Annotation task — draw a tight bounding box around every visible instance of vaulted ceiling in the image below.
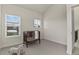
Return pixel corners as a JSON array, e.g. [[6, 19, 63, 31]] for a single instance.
[[17, 4, 52, 14]]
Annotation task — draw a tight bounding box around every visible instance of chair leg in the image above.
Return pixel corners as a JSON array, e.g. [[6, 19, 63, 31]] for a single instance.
[[26, 43, 28, 48], [39, 39, 40, 44]]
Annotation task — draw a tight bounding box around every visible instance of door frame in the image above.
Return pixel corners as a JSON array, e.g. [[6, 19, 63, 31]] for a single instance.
[[67, 4, 79, 55]]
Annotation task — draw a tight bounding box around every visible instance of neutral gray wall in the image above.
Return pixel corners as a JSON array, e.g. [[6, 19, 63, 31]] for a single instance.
[[0, 5, 43, 48], [0, 5, 2, 48], [43, 5, 67, 45]]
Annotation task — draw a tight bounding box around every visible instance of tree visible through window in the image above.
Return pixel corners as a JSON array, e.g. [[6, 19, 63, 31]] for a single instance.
[[5, 15, 21, 37]]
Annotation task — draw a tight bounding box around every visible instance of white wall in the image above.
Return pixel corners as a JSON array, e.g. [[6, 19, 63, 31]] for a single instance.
[[43, 5, 67, 45], [0, 5, 2, 48], [74, 6, 79, 30], [0, 5, 43, 48]]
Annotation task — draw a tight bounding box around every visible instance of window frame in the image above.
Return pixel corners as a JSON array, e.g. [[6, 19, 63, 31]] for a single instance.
[[5, 14, 21, 38], [33, 18, 41, 28]]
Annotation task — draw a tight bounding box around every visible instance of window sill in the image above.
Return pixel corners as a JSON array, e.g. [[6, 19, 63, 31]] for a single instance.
[[6, 35, 21, 38]]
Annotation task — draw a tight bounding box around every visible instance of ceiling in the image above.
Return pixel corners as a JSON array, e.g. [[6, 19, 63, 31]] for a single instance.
[[17, 4, 52, 14]]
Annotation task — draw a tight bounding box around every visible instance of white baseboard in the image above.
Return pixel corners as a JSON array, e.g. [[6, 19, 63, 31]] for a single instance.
[[44, 39, 66, 46], [0, 42, 22, 49]]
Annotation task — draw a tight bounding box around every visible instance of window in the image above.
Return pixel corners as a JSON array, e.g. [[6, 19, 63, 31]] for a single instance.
[[33, 19, 41, 28], [5, 15, 21, 37]]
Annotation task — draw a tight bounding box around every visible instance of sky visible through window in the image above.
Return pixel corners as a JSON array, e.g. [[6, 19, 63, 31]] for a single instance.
[[7, 15, 20, 23], [6, 15, 20, 36]]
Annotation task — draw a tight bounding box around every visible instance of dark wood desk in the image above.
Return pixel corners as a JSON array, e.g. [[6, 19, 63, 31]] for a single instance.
[[23, 31, 40, 47]]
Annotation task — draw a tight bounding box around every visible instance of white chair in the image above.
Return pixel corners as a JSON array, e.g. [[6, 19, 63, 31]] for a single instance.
[[9, 44, 25, 55], [9, 47, 19, 55]]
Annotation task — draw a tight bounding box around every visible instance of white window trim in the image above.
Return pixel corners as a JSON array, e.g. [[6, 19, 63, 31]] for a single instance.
[[5, 14, 21, 38], [33, 18, 41, 28]]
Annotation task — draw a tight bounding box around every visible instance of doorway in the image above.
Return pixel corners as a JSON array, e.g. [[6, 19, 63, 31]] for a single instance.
[[72, 5, 79, 54]]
